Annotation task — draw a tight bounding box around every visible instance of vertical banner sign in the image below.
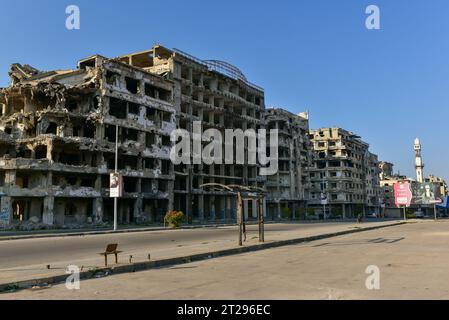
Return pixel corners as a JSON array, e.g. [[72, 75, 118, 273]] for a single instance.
[[394, 182, 413, 208], [0, 207, 10, 224], [110, 173, 123, 198]]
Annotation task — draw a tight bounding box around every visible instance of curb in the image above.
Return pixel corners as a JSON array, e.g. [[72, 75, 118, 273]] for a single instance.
[[0, 221, 406, 293]]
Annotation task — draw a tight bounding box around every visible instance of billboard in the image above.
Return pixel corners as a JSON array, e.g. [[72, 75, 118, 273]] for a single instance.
[[394, 182, 412, 207], [411, 182, 442, 206], [110, 173, 123, 198]]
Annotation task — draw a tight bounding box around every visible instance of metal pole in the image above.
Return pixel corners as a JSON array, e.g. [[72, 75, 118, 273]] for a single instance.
[[403, 206, 407, 221], [114, 124, 119, 232], [434, 204, 437, 221], [257, 198, 265, 243], [237, 193, 243, 246]]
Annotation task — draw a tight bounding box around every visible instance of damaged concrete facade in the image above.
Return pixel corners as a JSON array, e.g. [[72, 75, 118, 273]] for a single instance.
[[131, 46, 266, 222], [265, 108, 311, 220], [0, 44, 386, 227], [308, 128, 381, 218], [0, 54, 176, 227]]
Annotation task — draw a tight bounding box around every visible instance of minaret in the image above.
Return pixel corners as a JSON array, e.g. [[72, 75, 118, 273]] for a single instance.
[[414, 138, 424, 183]]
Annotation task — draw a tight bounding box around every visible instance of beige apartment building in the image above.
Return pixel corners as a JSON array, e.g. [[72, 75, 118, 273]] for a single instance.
[[308, 128, 381, 218]]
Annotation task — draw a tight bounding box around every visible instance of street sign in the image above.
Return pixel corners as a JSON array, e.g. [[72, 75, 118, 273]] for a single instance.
[[394, 182, 413, 208]]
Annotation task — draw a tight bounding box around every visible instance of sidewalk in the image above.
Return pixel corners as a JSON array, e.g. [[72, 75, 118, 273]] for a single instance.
[[0, 220, 404, 291]]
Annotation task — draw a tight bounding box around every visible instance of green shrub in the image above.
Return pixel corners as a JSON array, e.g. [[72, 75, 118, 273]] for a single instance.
[[281, 207, 292, 220], [165, 211, 185, 228]]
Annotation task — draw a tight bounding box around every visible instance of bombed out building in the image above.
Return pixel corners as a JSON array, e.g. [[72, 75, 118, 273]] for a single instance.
[[0, 54, 176, 227], [265, 108, 311, 220], [0, 44, 267, 227], [120, 45, 267, 222]]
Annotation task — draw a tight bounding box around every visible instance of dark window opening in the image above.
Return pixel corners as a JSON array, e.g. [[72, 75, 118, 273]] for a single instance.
[[124, 177, 138, 193], [161, 160, 171, 175], [146, 133, 156, 148], [84, 123, 95, 139], [59, 152, 81, 166], [143, 158, 157, 170], [125, 77, 140, 94], [106, 71, 119, 86], [65, 203, 77, 217], [105, 125, 117, 143], [122, 128, 138, 142], [35, 145, 47, 159], [67, 101, 78, 112], [146, 107, 157, 121], [109, 98, 127, 119], [161, 135, 171, 147], [159, 180, 168, 192], [158, 88, 171, 102], [81, 177, 95, 188], [16, 175, 29, 188], [46, 122, 57, 135], [142, 179, 154, 193], [128, 102, 140, 115], [145, 83, 157, 98], [161, 111, 171, 122], [119, 155, 138, 170]]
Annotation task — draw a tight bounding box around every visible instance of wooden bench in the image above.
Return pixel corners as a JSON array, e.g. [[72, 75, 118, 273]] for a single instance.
[[99, 244, 122, 267]]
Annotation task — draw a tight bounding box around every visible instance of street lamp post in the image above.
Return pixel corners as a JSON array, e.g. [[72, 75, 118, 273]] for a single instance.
[[114, 124, 118, 231]]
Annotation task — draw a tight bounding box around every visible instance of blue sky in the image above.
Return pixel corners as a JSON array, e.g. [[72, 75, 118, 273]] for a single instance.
[[0, 0, 448, 181]]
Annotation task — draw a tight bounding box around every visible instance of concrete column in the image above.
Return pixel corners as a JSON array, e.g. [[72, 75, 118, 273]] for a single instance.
[[134, 197, 143, 222], [168, 180, 174, 212], [225, 196, 231, 220], [252, 200, 257, 218], [43, 196, 55, 225], [198, 194, 204, 221], [210, 196, 216, 220], [46, 142, 53, 161], [230, 196, 237, 220], [93, 198, 103, 223], [244, 200, 249, 220], [277, 202, 281, 220], [219, 196, 226, 220]]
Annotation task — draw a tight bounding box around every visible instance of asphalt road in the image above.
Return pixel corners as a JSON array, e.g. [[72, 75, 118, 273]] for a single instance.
[[4, 221, 449, 299], [0, 222, 364, 270]]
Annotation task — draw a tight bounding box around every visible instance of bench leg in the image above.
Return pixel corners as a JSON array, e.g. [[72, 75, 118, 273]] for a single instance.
[[115, 253, 118, 264]]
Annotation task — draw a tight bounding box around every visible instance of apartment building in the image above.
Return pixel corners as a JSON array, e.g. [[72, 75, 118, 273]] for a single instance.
[[0, 55, 176, 227], [117, 45, 266, 222], [308, 128, 381, 218], [265, 108, 311, 219]]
